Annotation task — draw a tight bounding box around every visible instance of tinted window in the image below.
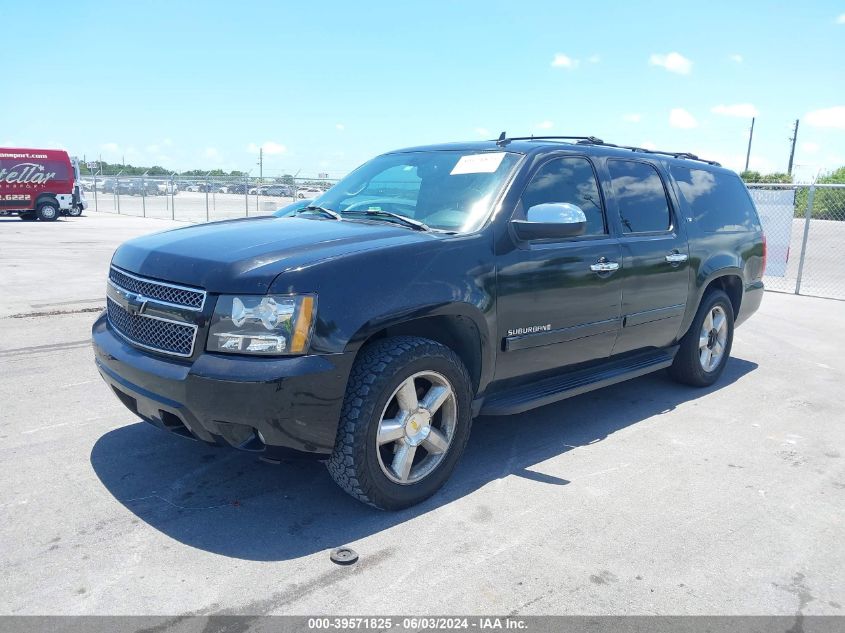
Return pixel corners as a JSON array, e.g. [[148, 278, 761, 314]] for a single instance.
[[607, 160, 671, 233], [316, 150, 522, 232], [671, 166, 761, 233], [521, 157, 606, 235], [364, 164, 421, 199]]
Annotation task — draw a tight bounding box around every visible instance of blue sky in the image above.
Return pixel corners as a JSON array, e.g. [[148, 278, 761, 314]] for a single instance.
[[2, 1, 844, 180]]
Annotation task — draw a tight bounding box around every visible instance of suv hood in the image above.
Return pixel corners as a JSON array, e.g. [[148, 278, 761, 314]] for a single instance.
[[111, 216, 433, 293]]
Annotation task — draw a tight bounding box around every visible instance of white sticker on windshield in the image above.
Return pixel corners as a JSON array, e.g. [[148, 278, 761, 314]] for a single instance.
[[450, 152, 507, 175]]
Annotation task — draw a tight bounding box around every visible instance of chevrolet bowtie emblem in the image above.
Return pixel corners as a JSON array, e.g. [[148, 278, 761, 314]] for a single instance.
[[125, 292, 148, 316]]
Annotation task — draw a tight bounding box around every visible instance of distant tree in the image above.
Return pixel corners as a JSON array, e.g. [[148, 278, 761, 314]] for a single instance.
[[740, 170, 761, 183], [759, 172, 793, 184], [818, 166, 845, 185]]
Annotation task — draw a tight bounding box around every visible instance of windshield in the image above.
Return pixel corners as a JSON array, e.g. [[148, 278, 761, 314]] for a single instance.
[[312, 150, 521, 232]]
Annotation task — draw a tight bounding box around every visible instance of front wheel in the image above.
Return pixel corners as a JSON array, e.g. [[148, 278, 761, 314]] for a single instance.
[[36, 201, 60, 221], [327, 336, 473, 510], [67, 206, 83, 217], [669, 289, 734, 387]]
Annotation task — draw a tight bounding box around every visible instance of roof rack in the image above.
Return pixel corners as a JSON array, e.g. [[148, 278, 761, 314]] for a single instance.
[[495, 132, 604, 147], [492, 132, 721, 166]]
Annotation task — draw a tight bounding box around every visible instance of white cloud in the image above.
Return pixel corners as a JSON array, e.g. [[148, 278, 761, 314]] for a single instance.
[[837, 13, 845, 24], [100, 142, 120, 153], [649, 52, 692, 75], [805, 106, 845, 129], [551, 53, 579, 69], [535, 120, 554, 130], [641, 141, 657, 151], [475, 127, 491, 137], [729, 54, 743, 63], [587, 54, 601, 64], [669, 108, 698, 129], [711, 103, 759, 118], [335, 123, 345, 131], [204, 147, 221, 159], [247, 141, 287, 155], [801, 142, 820, 154], [623, 113, 642, 123]]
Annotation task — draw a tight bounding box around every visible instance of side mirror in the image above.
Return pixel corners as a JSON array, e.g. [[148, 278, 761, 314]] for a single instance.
[[512, 203, 587, 240]]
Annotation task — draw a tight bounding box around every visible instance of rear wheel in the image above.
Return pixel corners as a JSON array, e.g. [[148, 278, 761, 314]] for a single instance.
[[669, 289, 734, 387], [36, 201, 59, 221], [67, 206, 82, 217], [327, 336, 473, 510]]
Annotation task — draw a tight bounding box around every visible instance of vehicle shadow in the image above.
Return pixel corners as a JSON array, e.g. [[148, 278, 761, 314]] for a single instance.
[[90, 358, 757, 561]]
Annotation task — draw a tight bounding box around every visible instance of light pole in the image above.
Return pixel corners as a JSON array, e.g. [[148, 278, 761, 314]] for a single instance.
[[744, 117, 755, 173], [787, 119, 799, 176]]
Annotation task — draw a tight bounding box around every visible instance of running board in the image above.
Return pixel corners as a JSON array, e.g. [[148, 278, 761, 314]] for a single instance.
[[480, 347, 678, 416]]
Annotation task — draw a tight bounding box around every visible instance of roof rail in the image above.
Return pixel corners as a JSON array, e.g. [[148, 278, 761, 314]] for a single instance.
[[491, 134, 720, 166], [574, 138, 721, 166], [495, 134, 605, 146]]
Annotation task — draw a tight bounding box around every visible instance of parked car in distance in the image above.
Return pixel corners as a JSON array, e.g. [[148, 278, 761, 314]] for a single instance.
[[296, 187, 323, 199], [93, 135, 765, 510], [264, 185, 293, 197]]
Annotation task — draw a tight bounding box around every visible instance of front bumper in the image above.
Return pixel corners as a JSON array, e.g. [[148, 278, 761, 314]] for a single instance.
[[92, 312, 354, 455]]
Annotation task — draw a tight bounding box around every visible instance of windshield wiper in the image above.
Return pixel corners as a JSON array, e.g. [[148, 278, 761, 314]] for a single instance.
[[296, 205, 342, 220], [345, 209, 430, 231]]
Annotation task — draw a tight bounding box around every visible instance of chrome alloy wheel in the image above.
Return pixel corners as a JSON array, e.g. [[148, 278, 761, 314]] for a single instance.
[[699, 305, 728, 372], [375, 371, 457, 485]]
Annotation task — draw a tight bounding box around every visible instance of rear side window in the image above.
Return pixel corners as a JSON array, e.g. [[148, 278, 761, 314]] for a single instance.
[[671, 167, 761, 233], [607, 160, 671, 233], [521, 156, 606, 235]]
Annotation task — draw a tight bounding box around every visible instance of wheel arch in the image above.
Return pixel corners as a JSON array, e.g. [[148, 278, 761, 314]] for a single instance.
[[35, 193, 59, 208], [679, 260, 744, 339], [345, 307, 489, 395]]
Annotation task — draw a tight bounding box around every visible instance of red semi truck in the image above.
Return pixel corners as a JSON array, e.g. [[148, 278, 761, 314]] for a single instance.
[[0, 148, 87, 221]]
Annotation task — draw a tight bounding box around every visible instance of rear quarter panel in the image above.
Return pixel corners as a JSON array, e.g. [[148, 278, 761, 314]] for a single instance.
[[666, 169, 765, 333]]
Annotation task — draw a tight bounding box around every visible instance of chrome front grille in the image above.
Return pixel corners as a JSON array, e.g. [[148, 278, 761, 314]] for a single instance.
[[107, 297, 197, 357], [109, 266, 205, 310]]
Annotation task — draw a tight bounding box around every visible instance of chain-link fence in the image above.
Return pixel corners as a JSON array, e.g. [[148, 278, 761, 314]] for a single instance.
[[79, 174, 338, 223], [78, 176, 845, 300], [749, 183, 845, 300]]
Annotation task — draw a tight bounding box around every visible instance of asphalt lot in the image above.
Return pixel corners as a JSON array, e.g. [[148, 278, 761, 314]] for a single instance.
[[0, 214, 843, 616]]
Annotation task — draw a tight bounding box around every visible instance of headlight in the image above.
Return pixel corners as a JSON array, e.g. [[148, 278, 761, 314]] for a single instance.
[[207, 294, 316, 355]]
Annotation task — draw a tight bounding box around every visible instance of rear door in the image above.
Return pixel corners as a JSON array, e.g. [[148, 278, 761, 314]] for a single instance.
[[494, 154, 623, 382], [602, 159, 691, 355]]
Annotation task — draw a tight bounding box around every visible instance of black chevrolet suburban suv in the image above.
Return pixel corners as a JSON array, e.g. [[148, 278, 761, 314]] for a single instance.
[[92, 135, 765, 509]]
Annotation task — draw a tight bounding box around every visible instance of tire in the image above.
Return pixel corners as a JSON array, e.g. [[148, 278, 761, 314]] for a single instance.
[[19, 212, 37, 221], [327, 336, 473, 510], [67, 207, 82, 217], [36, 200, 60, 221], [669, 289, 734, 387]]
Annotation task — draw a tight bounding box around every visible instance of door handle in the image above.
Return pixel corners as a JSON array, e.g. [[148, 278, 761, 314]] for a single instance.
[[590, 258, 620, 273], [665, 252, 689, 264]]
